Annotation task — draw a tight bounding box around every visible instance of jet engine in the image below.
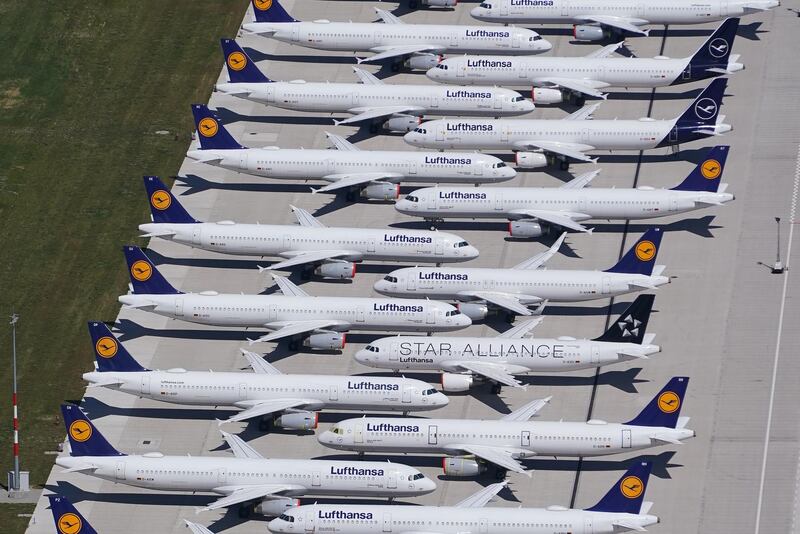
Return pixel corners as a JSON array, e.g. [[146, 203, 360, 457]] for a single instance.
[[422, 0, 457, 5], [508, 220, 544, 238], [442, 456, 485, 477], [274, 410, 318, 430], [573, 25, 607, 41], [404, 54, 442, 70], [314, 262, 356, 279], [255, 497, 301, 516], [384, 115, 422, 133], [456, 303, 489, 321], [514, 151, 548, 169], [441, 373, 474, 392], [303, 333, 346, 350], [361, 182, 401, 200], [531, 87, 563, 105]]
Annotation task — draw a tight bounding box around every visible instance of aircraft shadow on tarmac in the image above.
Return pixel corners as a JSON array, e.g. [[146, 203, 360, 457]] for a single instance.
[[533, 20, 763, 41], [214, 106, 338, 127], [242, 46, 357, 65]]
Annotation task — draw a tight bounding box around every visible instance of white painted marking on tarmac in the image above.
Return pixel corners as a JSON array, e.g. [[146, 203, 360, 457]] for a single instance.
[[754, 143, 800, 534]]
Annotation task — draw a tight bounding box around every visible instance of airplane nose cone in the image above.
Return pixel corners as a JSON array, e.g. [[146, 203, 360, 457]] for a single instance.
[[267, 518, 285, 533], [466, 246, 480, 259], [457, 314, 473, 328], [353, 349, 371, 365], [420, 476, 437, 493], [538, 38, 553, 52], [317, 430, 336, 446], [394, 199, 414, 214], [403, 131, 423, 147], [373, 280, 391, 295], [425, 67, 440, 81], [502, 166, 517, 179], [470, 6, 487, 18], [434, 392, 450, 407]]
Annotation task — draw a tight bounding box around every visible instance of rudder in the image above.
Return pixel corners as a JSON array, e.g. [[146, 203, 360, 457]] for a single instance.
[[593, 294, 655, 344], [61, 404, 125, 457], [221, 39, 271, 83], [49, 494, 99, 534], [671, 145, 729, 192], [676, 78, 727, 127], [586, 461, 652, 514], [625, 376, 690, 428], [191, 104, 244, 151], [88, 321, 148, 373], [251, 0, 298, 23], [605, 228, 663, 276], [143, 176, 197, 224], [688, 18, 739, 69], [122, 246, 182, 295]]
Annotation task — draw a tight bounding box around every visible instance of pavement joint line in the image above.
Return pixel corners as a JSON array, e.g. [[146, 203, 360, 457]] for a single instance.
[[755, 141, 800, 534]]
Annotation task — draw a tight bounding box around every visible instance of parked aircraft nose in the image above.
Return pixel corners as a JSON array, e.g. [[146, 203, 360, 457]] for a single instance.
[[432, 391, 450, 407], [403, 130, 426, 147], [463, 245, 480, 260], [353, 349, 374, 365], [373, 278, 395, 295], [268, 517, 289, 533], [535, 38, 553, 52], [394, 198, 415, 214], [470, 5, 490, 19], [418, 476, 437, 493], [317, 430, 346, 448]]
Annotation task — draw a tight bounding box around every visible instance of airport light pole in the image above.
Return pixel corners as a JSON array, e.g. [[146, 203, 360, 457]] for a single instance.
[[773, 217, 785, 274], [9, 313, 19, 491]]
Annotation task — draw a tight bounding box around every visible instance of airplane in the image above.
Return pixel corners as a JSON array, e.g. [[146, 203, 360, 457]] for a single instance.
[[470, 0, 778, 40], [404, 78, 730, 170], [372, 228, 668, 318], [56, 405, 437, 518], [269, 462, 659, 533], [117, 246, 471, 348], [354, 294, 658, 393], [83, 321, 449, 429], [216, 39, 534, 133], [186, 104, 517, 200], [241, 0, 551, 71], [139, 176, 479, 280], [318, 377, 692, 476], [427, 19, 742, 105], [395, 146, 733, 235]]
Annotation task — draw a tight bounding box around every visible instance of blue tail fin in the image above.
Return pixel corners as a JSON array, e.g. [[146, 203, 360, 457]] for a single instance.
[[688, 18, 739, 70], [593, 294, 655, 344], [88, 322, 148, 373], [676, 78, 727, 127], [221, 39, 271, 83], [61, 404, 125, 457], [671, 146, 729, 192], [49, 494, 99, 534], [122, 246, 182, 295], [143, 176, 197, 224], [191, 104, 244, 150], [251, 0, 298, 23], [605, 228, 663, 276], [586, 462, 653, 514], [625, 376, 690, 428]]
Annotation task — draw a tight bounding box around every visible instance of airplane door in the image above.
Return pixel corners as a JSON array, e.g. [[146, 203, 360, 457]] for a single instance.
[[409, 162, 418, 175], [291, 25, 300, 42], [583, 517, 593, 534], [389, 341, 399, 361], [357, 306, 365, 323], [329, 385, 338, 401], [175, 298, 184, 317], [382, 513, 392, 532], [669, 125, 679, 143], [368, 238, 376, 252], [238, 382, 248, 400], [669, 197, 679, 212], [282, 234, 291, 250], [426, 309, 435, 324], [305, 510, 316, 532], [355, 423, 364, 443], [561, 0, 569, 16], [435, 238, 444, 256], [217, 467, 227, 485], [494, 192, 503, 210], [402, 387, 412, 403], [500, 125, 509, 142], [387, 473, 397, 488], [269, 304, 278, 322], [192, 227, 201, 245], [493, 95, 503, 110], [591, 345, 600, 364], [115, 461, 125, 480], [480, 518, 488, 534], [457, 63, 465, 78], [449, 30, 458, 47], [436, 128, 445, 142], [406, 274, 416, 291], [312, 471, 321, 486], [428, 424, 438, 444], [521, 430, 531, 447], [601, 277, 611, 295], [682, 64, 691, 80], [512, 34, 521, 49], [500, 2, 509, 15], [426, 192, 437, 210], [141, 375, 151, 395], [622, 429, 632, 448]]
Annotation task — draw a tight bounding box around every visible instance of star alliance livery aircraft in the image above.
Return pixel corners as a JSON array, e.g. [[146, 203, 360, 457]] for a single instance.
[[241, 0, 551, 70], [57, 405, 436, 516], [269, 462, 660, 533], [404, 78, 729, 170], [374, 228, 668, 317], [83, 322, 448, 429], [428, 19, 742, 104], [470, 0, 777, 39], [140, 176, 478, 280], [355, 295, 658, 392], [186, 105, 516, 199], [318, 377, 692, 476], [117, 246, 470, 348], [396, 146, 733, 235], [216, 39, 534, 131]]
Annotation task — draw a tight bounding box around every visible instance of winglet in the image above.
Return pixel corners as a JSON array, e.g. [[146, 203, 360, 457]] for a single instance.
[[352, 67, 384, 85], [325, 131, 360, 151], [185, 520, 216, 534], [220, 430, 265, 459], [501, 396, 551, 421], [240, 348, 283, 375], [272, 274, 311, 297]]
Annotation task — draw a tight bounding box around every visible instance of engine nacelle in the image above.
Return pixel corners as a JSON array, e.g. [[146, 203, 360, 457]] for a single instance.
[[508, 220, 544, 238], [404, 54, 442, 70], [361, 182, 400, 200], [515, 151, 548, 169], [303, 332, 346, 350], [573, 25, 606, 41], [532, 87, 563, 105], [442, 456, 484, 477], [441, 372, 474, 392], [456, 302, 489, 321], [384, 115, 422, 133], [254, 497, 301, 516], [314, 261, 356, 279], [273, 410, 319, 430]]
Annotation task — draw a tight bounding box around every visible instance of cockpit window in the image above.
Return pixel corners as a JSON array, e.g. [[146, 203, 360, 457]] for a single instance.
[[455, 241, 469, 248], [279, 514, 295, 523], [330, 426, 344, 435], [383, 275, 398, 283], [512, 96, 524, 102], [479, 2, 492, 7], [445, 310, 461, 316], [530, 35, 542, 41], [408, 473, 426, 480], [412, 128, 427, 134], [404, 195, 419, 202], [364, 345, 380, 353], [422, 388, 438, 396]]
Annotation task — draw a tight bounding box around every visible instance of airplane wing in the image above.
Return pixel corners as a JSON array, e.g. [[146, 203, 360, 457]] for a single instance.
[[512, 232, 567, 270], [454, 481, 507, 508], [496, 316, 543, 338], [290, 205, 326, 228], [352, 67, 385, 85], [252, 319, 350, 344], [508, 209, 592, 233], [270, 275, 310, 297], [260, 251, 355, 270], [536, 77, 610, 99], [454, 361, 524, 388], [501, 396, 551, 421], [359, 44, 444, 64], [456, 291, 540, 316], [560, 169, 601, 189], [455, 444, 529, 475], [325, 131, 360, 151], [315, 172, 404, 193], [240, 348, 283, 375], [513, 140, 597, 164], [203, 485, 304, 511], [585, 41, 625, 58], [225, 399, 318, 424], [220, 431, 264, 459], [184, 521, 215, 534], [334, 106, 424, 126], [564, 102, 602, 120], [577, 15, 650, 36], [375, 7, 405, 24]]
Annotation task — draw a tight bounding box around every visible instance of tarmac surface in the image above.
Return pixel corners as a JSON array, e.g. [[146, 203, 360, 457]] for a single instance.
[[24, 1, 800, 533]]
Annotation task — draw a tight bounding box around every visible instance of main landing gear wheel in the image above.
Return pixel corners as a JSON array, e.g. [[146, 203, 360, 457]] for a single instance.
[[494, 467, 508, 480], [559, 160, 570, 171]]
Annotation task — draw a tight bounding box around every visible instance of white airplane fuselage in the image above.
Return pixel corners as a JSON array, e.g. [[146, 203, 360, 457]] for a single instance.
[[215, 81, 534, 117], [373, 267, 669, 303], [82, 370, 447, 412], [118, 293, 471, 332], [470, 0, 778, 25], [55, 455, 433, 497], [186, 147, 517, 184], [395, 186, 734, 220], [138, 222, 479, 263]]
